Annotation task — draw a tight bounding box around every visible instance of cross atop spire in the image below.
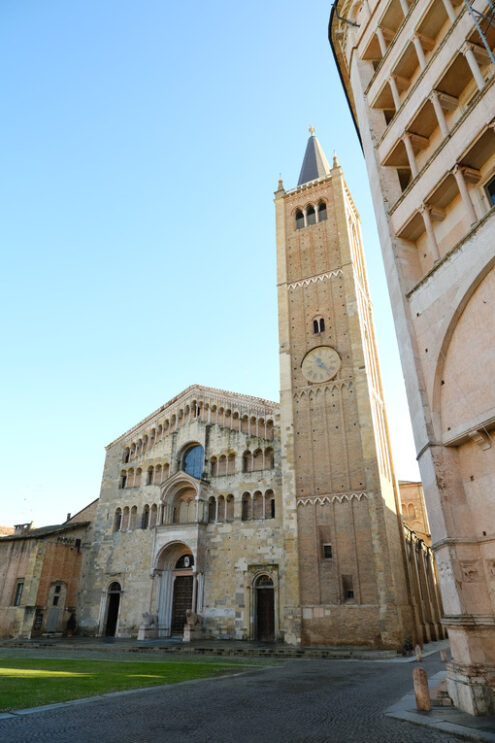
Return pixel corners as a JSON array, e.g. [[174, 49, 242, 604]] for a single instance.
[[309, 125, 315, 136]]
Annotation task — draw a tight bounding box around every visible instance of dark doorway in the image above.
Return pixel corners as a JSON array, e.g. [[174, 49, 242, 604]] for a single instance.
[[105, 582, 121, 636], [255, 575, 275, 641], [171, 575, 193, 634]]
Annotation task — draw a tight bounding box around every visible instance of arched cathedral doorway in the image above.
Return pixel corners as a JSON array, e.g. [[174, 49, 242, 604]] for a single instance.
[[155, 543, 199, 637], [171, 554, 194, 634], [105, 582, 121, 636], [255, 574, 275, 641]]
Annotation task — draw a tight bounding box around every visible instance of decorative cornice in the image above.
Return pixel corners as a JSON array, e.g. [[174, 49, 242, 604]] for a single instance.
[[108, 384, 279, 448], [442, 614, 495, 628], [285, 269, 343, 290], [433, 534, 495, 550], [293, 380, 353, 399], [297, 492, 367, 506]]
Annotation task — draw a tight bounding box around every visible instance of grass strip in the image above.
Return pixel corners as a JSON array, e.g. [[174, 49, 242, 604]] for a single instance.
[[0, 656, 258, 711]]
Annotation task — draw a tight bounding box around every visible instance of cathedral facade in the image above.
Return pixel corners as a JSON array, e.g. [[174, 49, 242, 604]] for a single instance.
[[74, 134, 442, 648], [78, 386, 300, 643]]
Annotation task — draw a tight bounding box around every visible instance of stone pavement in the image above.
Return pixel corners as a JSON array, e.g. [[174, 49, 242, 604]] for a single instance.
[[1, 635, 398, 658], [2, 647, 488, 743], [387, 670, 495, 742]]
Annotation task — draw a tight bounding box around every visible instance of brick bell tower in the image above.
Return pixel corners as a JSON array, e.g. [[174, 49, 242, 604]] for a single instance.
[[275, 129, 415, 648]]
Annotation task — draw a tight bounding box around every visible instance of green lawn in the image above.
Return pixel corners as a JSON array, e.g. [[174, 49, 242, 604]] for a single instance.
[[0, 656, 259, 711]]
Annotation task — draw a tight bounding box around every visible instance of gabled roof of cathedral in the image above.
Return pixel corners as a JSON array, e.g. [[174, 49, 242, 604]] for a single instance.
[[108, 384, 279, 447], [298, 127, 331, 186]]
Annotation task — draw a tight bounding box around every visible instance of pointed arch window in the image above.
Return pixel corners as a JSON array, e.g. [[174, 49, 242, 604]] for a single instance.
[[318, 201, 327, 221], [295, 210, 304, 230], [307, 205, 316, 225]]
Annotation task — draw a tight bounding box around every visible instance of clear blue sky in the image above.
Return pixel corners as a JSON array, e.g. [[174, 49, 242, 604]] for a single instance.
[[1, 0, 419, 527]]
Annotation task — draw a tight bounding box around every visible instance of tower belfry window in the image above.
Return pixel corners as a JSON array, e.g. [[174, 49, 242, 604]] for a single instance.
[[307, 205, 316, 225], [318, 201, 327, 221], [313, 316, 325, 334], [295, 210, 304, 230]]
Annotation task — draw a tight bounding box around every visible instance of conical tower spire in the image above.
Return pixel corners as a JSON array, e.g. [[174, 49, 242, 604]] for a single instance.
[[297, 126, 331, 186]]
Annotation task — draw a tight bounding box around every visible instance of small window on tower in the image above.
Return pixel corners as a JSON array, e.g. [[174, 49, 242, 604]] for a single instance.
[[313, 316, 325, 334], [307, 205, 316, 225], [323, 544, 332, 559], [295, 210, 304, 230], [342, 575, 354, 602], [318, 201, 327, 221]]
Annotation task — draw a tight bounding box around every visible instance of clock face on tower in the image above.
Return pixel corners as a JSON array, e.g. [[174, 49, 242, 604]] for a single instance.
[[301, 346, 341, 383]]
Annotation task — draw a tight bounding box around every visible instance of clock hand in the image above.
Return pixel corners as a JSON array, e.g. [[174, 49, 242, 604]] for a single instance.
[[316, 357, 333, 375]]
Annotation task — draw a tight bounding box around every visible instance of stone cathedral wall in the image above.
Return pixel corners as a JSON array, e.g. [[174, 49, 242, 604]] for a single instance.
[[78, 387, 300, 641]]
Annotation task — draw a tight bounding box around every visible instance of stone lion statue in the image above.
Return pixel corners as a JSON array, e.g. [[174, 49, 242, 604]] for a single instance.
[[185, 609, 201, 627], [141, 612, 157, 628]]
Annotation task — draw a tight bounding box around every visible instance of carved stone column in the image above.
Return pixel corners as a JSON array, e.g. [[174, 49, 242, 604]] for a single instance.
[[419, 203, 440, 261], [376, 26, 388, 57], [196, 573, 205, 613], [157, 569, 174, 637], [429, 90, 450, 138], [441, 0, 456, 23], [452, 164, 479, 225], [461, 42, 486, 92], [412, 35, 427, 70], [403, 132, 419, 178], [389, 76, 402, 110]]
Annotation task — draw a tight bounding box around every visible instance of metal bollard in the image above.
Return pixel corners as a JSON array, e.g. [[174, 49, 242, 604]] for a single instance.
[[413, 666, 431, 711]]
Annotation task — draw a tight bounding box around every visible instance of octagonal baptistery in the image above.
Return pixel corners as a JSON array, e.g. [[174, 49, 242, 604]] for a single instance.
[[78, 384, 301, 644]]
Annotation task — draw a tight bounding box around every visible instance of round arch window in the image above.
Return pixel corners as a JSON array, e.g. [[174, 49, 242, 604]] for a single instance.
[[175, 554, 194, 569], [182, 444, 204, 479]]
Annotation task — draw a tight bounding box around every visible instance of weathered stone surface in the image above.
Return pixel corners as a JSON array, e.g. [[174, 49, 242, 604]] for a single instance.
[[329, 0, 495, 714], [413, 666, 431, 711]]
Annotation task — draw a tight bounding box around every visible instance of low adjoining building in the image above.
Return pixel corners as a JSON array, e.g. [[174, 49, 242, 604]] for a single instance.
[[0, 502, 96, 638]]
